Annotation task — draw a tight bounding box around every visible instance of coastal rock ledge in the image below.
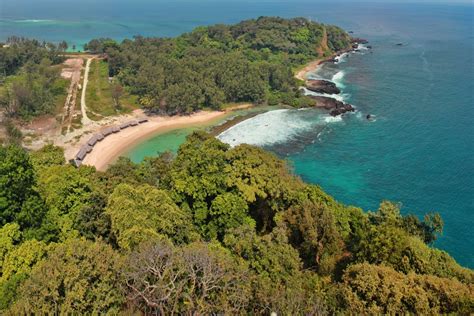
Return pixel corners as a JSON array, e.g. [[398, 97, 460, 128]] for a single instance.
[[308, 95, 355, 116], [305, 79, 341, 94]]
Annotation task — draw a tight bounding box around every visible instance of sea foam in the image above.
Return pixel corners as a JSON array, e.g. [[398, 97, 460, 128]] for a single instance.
[[217, 109, 345, 148], [14, 19, 54, 23], [335, 52, 349, 64], [331, 70, 346, 88], [322, 115, 343, 123], [218, 109, 315, 147], [303, 87, 349, 103]]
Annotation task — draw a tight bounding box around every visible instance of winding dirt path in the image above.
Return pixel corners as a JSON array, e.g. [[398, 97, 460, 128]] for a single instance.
[[80, 58, 93, 125], [60, 58, 83, 133], [295, 26, 328, 81]]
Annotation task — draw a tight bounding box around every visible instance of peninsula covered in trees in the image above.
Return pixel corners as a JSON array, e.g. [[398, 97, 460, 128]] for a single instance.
[[86, 17, 352, 114], [0, 17, 473, 314], [0, 17, 354, 140]]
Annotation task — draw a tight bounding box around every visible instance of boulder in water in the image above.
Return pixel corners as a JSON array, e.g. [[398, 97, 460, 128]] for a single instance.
[[351, 38, 369, 44], [308, 95, 354, 116], [305, 79, 341, 94]]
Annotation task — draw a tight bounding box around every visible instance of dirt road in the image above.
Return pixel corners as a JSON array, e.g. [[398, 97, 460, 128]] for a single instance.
[[80, 58, 93, 125]]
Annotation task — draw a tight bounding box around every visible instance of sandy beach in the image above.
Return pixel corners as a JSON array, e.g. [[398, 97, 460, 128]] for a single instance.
[[77, 57, 328, 172], [295, 58, 326, 81], [81, 110, 227, 171]]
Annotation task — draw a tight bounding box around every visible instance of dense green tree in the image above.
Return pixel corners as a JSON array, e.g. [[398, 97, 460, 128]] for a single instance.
[[0, 223, 22, 271], [207, 192, 255, 240], [170, 131, 229, 228], [84, 38, 118, 54], [36, 165, 95, 240], [224, 225, 302, 283], [225, 144, 301, 232], [277, 200, 344, 273], [0, 58, 66, 118], [0, 145, 37, 225], [0, 37, 63, 77], [340, 263, 474, 314], [73, 191, 115, 244], [29, 144, 65, 170], [10, 239, 124, 314], [251, 271, 328, 315], [135, 152, 173, 189], [355, 204, 473, 282], [106, 183, 197, 250], [0, 240, 49, 310]]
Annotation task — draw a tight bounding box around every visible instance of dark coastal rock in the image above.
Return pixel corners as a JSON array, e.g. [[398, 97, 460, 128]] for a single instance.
[[366, 45, 372, 49], [351, 37, 369, 44], [305, 80, 341, 94], [308, 95, 355, 116]]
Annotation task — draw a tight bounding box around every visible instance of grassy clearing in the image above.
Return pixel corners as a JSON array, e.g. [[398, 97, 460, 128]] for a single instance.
[[86, 60, 139, 118]]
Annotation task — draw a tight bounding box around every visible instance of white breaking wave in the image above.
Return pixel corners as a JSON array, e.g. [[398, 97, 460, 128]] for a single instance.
[[302, 87, 349, 103], [322, 115, 343, 123], [331, 70, 346, 88], [218, 110, 310, 147], [217, 109, 344, 148], [14, 19, 54, 23], [335, 52, 349, 64]]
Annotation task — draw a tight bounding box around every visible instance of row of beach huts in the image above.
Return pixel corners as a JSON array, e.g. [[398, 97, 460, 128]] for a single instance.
[[74, 117, 149, 167]]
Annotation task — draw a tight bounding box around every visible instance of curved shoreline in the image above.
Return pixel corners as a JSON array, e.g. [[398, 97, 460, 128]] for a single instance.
[[295, 58, 327, 81], [81, 110, 227, 171], [82, 54, 344, 171], [75, 48, 359, 171]]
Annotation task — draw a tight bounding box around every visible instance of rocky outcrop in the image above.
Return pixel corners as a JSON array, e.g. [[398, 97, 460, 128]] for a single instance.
[[352, 38, 369, 44], [305, 79, 341, 94], [308, 95, 354, 116]]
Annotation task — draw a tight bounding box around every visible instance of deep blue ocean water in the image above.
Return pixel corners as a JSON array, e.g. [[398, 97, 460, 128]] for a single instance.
[[1, 1, 472, 267]]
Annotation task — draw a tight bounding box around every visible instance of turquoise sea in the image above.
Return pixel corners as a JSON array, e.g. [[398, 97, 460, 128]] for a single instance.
[[1, 0, 472, 267]]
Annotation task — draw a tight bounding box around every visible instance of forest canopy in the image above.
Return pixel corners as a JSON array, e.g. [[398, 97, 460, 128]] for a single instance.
[[0, 17, 472, 314], [0, 37, 67, 119], [87, 17, 352, 114], [0, 133, 473, 314], [0, 17, 352, 119]]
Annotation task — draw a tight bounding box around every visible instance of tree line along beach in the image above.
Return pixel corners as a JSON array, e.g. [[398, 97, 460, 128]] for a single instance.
[[1, 12, 473, 314]]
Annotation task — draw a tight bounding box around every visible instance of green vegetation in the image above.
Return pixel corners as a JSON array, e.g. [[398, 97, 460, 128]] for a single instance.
[[0, 37, 67, 119], [85, 59, 138, 118], [0, 18, 350, 121], [0, 133, 472, 314], [1, 17, 472, 314], [85, 17, 351, 114]]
